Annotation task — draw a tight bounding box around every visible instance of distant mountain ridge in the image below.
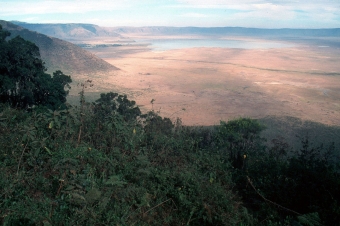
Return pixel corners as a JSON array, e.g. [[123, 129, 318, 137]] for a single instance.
[[12, 21, 126, 41], [1, 20, 118, 74], [112, 26, 340, 37], [12, 21, 340, 39]]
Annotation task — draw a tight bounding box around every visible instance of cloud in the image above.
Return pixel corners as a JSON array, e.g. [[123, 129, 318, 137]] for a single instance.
[[180, 13, 209, 18], [173, 0, 340, 27], [0, 0, 133, 16], [174, 0, 340, 13], [176, 0, 259, 5], [1, 0, 339, 27]]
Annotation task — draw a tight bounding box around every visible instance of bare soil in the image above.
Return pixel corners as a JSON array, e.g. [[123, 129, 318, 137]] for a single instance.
[[70, 37, 340, 126]]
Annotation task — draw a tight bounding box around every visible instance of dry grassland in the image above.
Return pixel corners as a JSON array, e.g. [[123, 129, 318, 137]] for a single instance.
[[69, 38, 340, 126]]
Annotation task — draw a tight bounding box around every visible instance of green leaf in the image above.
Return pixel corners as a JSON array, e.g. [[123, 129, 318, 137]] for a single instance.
[[105, 175, 127, 187], [69, 192, 86, 206], [297, 212, 322, 226], [85, 188, 102, 205], [64, 185, 75, 191], [44, 147, 52, 155], [43, 220, 52, 226]]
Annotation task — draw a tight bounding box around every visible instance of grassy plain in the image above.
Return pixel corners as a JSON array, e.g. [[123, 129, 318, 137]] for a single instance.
[[68, 36, 340, 126]]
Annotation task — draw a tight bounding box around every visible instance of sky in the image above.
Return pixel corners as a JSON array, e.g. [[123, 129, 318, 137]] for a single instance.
[[1, 0, 340, 28]]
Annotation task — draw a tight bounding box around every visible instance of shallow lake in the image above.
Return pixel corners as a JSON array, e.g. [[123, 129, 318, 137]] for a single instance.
[[136, 38, 296, 50]]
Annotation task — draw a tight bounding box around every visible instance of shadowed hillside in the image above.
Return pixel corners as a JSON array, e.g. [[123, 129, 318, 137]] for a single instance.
[[259, 116, 340, 153], [0, 20, 118, 74]]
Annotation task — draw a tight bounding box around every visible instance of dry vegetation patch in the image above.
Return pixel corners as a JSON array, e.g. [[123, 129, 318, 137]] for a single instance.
[[74, 38, 340, 126]]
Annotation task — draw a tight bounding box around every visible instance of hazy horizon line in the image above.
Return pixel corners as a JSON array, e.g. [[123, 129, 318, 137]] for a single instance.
[[9, 20, 340, 30]]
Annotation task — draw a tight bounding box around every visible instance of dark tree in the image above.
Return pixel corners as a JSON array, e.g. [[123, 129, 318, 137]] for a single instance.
[[94, 92, 141, 121], [142, 111, 174, 136], [0, 25, 72, 109], [217, 118, 265, 168]]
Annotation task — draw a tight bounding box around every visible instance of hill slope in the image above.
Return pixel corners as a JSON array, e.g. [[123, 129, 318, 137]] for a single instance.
[[12, 21, 127, 42], [0, 20, 118, 74]]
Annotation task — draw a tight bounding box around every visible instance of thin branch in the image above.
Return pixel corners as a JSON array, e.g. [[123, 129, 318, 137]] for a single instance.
[[144, 198, 172, 215], [17, 141, 29, 176], [247, 176, 301, 215], [77, 126, 82, 145]]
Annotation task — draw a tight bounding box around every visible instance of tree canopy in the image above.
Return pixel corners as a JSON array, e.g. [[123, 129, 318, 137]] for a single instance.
[[94, 92, 141, 121], [0, 25, 71, 109]]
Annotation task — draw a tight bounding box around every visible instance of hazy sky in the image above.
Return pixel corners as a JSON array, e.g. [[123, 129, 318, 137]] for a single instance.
[[1, 0, 339, 28]]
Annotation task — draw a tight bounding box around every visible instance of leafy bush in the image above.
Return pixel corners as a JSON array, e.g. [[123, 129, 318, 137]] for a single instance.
[[0, 97, 248, 225]]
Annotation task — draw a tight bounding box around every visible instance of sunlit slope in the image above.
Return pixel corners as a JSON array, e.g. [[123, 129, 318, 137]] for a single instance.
[[0, 20, 118, 75], [11, 21, 126, 41]]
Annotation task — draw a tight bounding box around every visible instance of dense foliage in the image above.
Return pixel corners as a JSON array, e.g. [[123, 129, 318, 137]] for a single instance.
[[1, 94, 339, 225], [1, 26, 340, 225], [0, 25, 71, 110]]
